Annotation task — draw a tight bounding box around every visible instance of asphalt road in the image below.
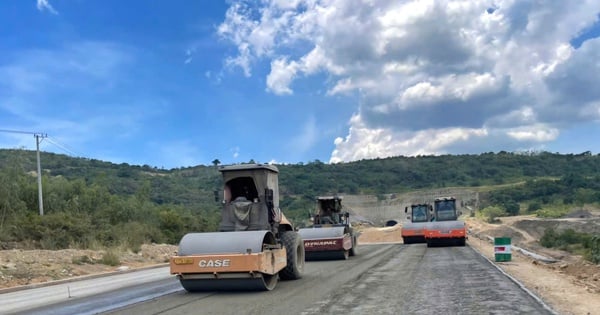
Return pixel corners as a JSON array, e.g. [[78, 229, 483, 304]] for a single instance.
[[1, 266, 177, 315], [1, 243, 556, 315]]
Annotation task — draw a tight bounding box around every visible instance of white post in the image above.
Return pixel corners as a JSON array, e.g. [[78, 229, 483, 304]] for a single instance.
[[35, 134, 45, 216]]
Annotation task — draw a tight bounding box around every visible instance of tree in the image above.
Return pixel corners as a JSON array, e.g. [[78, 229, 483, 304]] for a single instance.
[[481, 206, 506, 223], [503, 201, 520, 216]]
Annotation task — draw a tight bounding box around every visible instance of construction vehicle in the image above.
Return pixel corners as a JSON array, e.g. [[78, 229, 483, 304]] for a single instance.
[[170, 164, 305, 291], [423, 196, 467, 247], [297, 196, 359, 260], [401, 203, 433, 244]]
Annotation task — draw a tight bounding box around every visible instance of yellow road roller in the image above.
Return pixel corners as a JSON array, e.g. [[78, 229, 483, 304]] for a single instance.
[[170, 164, 304, 291]]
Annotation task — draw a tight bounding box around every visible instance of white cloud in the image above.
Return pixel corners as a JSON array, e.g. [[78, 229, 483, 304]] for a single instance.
[[184, 47, 196, 64], [506, 125, 559, 142], [219, 0, 600, 162], [330, 113, 488, 163], [36, 0, 58, 14], [266, 58, 299, 95]]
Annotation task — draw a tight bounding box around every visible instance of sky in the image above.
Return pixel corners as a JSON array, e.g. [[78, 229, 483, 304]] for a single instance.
[[1, 0, 600, 169]]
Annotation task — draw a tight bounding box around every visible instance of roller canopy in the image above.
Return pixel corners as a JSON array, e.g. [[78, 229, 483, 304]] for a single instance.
[[219, 164, 280, 210]]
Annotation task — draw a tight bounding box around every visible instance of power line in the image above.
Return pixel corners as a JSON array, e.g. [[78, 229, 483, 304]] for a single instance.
[[0, 129, 44, 136], [1, 129, 81, 157], [46, 137, 80, 157]]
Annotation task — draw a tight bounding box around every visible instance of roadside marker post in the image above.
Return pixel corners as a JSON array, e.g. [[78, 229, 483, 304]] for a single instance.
[[494, 237, 512, 262]]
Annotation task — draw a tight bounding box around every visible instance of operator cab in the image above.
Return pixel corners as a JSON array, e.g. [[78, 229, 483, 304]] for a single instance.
[[433, 197, 460, 221], [224, 177, 259, 203], [312, 196, 350, 226], [405, 204, 431, 223]]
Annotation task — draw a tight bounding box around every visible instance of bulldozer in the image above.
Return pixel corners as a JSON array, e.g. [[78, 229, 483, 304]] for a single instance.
[[170, 164, 305, 291], [423, 196, 467, 247], [297, 196, 359, 260], [401, 203, 433, 244]]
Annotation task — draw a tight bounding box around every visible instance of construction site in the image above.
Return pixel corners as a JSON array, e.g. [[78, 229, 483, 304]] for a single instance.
[[1, 183, 599, 314]]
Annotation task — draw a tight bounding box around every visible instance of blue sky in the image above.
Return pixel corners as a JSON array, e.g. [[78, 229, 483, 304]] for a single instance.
[[1, 1, 600, 169]]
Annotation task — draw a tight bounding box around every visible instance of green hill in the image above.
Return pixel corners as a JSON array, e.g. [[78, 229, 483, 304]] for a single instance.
[[1, 149, 599, 250]]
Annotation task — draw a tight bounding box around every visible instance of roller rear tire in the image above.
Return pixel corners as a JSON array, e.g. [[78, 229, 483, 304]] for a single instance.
[[279, 231, 305, 280], [349, 235, 358, 256]]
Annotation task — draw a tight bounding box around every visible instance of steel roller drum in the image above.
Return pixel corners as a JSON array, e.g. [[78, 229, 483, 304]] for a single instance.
[[297, 226, 346, 240], [177, 230, 279, 291], [178, 230, 274, 255], [428, 221, 465, 231], [303, 250, 349, 260], [180, 274, 278, 291]]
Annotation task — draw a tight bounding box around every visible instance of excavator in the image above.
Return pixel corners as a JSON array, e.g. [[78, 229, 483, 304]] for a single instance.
[[401, 203, 433, 244], [297, 196, 359, 260], [170, 164, 305, 291], [423, 196, 467, 247]]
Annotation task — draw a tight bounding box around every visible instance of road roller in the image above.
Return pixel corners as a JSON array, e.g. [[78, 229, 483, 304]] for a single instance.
[[170, 164, 304, 291], [401, 203, 433, 244], [297, 196, 359, 260], [423, 196, 467, 247]]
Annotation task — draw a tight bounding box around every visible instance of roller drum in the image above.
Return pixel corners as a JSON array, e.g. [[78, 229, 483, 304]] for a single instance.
[[176, 230, 278, 291], [299, 226, 350, 261], [297, 226, 346, 240], [178, 230, 275, 255], [305, 250, 349, 261], [180, 274, 278, 292]]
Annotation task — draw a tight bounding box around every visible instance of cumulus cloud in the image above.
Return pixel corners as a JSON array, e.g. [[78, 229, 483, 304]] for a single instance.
[[36, 0, 58, 14], [218, 0, 600, 162]]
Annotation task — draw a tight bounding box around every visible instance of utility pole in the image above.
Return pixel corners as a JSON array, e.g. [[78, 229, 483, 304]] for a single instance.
[[0, 129, 47, 216], [35, 133, 48, 216]]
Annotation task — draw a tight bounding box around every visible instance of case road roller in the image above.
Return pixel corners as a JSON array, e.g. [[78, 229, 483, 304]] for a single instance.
[[401, 203, 433, 244], [170, 164, 305, 291], [423, 196, 467, 247], [297, 196, 359, 260]]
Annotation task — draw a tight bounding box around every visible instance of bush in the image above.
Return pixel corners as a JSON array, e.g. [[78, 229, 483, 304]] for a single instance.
[[535, 206, 570, 218], [503, 201, 520, 216], [541, 228, 599, 263], [540, 228, 559, 248], [527, 202, 541, 212], [480, 206, 506, 223], [100, 250, 121, 266], [113, 221, 157, 253], [586, 236, 600, 264]]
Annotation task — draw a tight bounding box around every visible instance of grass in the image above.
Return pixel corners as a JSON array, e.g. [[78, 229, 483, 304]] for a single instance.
[[535, 205, 572, 218], [99, 250, 121, 266], [72, 255, 94, 265]]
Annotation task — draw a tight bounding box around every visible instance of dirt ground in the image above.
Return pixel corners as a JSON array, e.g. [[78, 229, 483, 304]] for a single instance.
[[0, 244, 177, 290], [464, 216, 600, 315], [1, 216, 599, 315]]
